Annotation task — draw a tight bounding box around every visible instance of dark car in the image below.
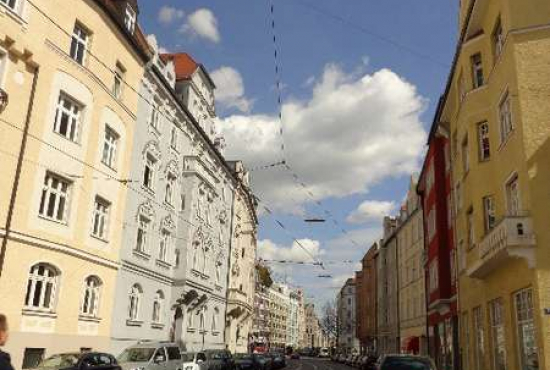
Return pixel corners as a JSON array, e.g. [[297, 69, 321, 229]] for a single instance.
[[267, 353, 285, 369], [376, 355, 436, 370], [360, 355, 378, 370], [289, 353, 300, 360], [203, 350, 235, 370], [36, 352, 121, 370]]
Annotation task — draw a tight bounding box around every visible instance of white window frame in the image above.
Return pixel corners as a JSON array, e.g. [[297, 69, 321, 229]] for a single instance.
[[91, 196, 110, 240], [24, 263, 59, 312], [152, 290, 164, 324], [493, 17, 504, 60], [124, 4, 136, 34], [165, 172, 176, 206], [54, 93, 82, 143], [39, 172, 71, 223], [514, 288, 538, 370], [143, 153, 157, 191], [136, 215, 150, 255], [0, 49, 7, 88], [159, 229, 170, 263], [187, 309, 195, 329], [473, 306, 485, 370], [113, 62, 125, 99], [471, 53, 484, 89], [478, 122, 490, 161], [489, 298, 507, 370], [70, 23, 89, 65], [499, 91, 513, 144], [170, 126, 178, 151], [0, 0, 18, 12], [505, 174, 520, 216], [483, 196, 496, 232], [128, 284, 142, 321], [81, 275, 101, 317], [101, 126, 119, 169], [150, 103, 160, 131]]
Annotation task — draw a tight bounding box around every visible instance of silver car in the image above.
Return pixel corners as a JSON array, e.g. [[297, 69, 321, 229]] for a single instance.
[[117, 342, 183, 370]]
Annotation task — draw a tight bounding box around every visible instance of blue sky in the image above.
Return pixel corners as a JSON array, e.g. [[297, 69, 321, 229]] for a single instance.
[[139, 0, 458, 308]]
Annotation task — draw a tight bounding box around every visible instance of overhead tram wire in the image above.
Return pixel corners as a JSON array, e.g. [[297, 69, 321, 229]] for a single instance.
[[289, 0, 450, 70]]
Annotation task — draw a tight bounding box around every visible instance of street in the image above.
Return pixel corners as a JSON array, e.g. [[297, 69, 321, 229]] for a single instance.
[[285, 359, 347, 370]]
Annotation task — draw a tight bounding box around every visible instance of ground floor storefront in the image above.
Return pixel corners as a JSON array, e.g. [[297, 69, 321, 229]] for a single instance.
[[428, 300, 458, 370]]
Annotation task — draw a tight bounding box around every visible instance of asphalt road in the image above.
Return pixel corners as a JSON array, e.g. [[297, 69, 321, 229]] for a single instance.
[[285, 358, 350, 370]]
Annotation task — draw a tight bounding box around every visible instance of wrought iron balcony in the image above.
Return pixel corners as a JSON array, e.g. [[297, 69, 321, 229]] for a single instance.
[[468, 213, 536, 278]]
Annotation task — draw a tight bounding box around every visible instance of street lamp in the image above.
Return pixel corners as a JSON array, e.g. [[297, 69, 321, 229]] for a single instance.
[[0, 88, 8, 113]]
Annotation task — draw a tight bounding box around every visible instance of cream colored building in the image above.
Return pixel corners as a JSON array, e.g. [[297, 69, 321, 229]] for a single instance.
[[0, 0, 148, 367], [268, 283, 289, 349], [225, 161, 258, 353], [396, 177, 426, 355], [441, 1, 550, 369]]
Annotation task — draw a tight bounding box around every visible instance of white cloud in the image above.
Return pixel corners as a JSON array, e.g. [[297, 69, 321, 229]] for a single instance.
[[158, 6, 185, 25], [181, 8, 220, 43], [211, 66, 253, 113], [258, 238, 324, 262], [346, 200, 396, 224], [220, 62, 427, 212]]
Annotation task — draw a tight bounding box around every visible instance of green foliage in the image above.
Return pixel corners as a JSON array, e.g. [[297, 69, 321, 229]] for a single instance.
[[256, 264, 273, 288]]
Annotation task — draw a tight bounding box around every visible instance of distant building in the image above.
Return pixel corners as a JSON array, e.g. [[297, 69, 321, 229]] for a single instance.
[[268, 283, 289, 350], [337, 278, 360, 353], [252, 281, 270, 351], [356, 243, 378, 354]]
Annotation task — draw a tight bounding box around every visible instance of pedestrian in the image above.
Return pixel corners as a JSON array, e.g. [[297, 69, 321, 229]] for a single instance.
[[0, 314, 14, 370]]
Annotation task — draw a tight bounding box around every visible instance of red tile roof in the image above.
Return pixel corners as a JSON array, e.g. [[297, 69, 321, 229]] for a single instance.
[[160, 53, 199, 81]]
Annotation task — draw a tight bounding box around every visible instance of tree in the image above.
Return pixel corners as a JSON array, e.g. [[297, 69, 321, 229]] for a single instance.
[[256, 263, 273, 288], [320, 299, 338, 339]]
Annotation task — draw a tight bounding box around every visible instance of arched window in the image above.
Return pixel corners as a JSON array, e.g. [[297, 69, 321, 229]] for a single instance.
[[192, 244, 199, 270], [215, 261, 222, 283], [81, 276, 102, 317], [24, 263, 59, 311], [128, 284, 142, 321], [199, 308, 205, 332], [187, 309, 194, 329], [152, 290, 164, 323], [212, 307, 219, 332]]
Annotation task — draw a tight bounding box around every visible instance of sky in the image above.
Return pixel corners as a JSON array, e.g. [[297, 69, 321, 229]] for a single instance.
[[138, 0, 459, 310]]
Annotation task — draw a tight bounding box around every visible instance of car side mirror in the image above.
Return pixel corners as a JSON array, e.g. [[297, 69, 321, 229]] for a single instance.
[[154, 355, 166, 364]]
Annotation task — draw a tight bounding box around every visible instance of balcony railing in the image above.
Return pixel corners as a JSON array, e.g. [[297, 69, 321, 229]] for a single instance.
[[469, 214, 536, 278]]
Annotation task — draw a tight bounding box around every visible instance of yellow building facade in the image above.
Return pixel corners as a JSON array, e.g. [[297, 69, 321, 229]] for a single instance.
[[439, 1, 550, 369], [0, 0, 148, 367]]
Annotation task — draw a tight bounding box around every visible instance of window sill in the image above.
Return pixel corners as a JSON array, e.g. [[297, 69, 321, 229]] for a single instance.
[[79, 315, 101, 323], [156, 259, 171, 269], [142, 185, 156, 196], [53, 131, 81, 146], [187, 328, 196, 333], [191, 269, 208, 280], [38, 214, 68, 226], [164, 201, 175, 210], [0, 3, 27, 27], [91, 234, 109, 244], [497, 129, 515, 153], [100, 160, 118, 173], [151, 322, 165, 330], [126, 319, 143, 327], [22, 309, 57, 318], [133, 250, 151, 260]]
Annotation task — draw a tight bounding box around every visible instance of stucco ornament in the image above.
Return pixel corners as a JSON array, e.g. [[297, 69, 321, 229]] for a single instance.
[[143, 140, 162, 161], [219, 209, 228, 224], [162, 214, 177, 231], [137, 200, 156, 220]]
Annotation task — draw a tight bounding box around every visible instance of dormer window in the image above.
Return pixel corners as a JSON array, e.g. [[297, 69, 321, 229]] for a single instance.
[[124, 4, 136, 34]]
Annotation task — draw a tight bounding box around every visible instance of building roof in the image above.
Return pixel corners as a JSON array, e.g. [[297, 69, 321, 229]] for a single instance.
[[160, 53, 216, 88]]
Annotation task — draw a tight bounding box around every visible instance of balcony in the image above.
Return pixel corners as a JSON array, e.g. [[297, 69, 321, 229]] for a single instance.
[[468, 214, 536, 278]]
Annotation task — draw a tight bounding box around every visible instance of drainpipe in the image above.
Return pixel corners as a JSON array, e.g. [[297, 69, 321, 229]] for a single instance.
[[0, 66, 40, 279], [224, 180, 237, 350]]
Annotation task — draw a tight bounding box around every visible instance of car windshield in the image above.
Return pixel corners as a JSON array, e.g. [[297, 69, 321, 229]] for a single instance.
[[117, 348, 156, 363], [381, 357, 433, 370], [234, 354, 253, 360], [39, 354, 79, 369]]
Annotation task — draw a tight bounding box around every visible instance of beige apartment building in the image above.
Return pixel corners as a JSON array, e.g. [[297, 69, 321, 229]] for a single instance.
[[0, 0, 149, 367], [268, 283, 289, 349], [396, 177, 426, 355]]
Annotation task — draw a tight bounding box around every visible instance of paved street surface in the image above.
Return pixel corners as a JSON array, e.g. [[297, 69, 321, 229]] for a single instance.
[[286, 359, 348, 370]]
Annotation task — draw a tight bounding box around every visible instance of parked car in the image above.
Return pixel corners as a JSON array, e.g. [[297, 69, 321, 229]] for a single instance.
[[182, 352, 208, 370], [233, 354, 255, 370], [337, 354, 346, 363], [289, 353, 300, 360], [345, 355, 354, 366], [203, 350, 235, 370], [318, 348, 330, 358], [376, 355, 436, 370], [35, 352, 121, 370], [359, 355, 378, 370], [352, 355, 362, 367], [267, 353, 286, 369], [118, 342, 183, 370]]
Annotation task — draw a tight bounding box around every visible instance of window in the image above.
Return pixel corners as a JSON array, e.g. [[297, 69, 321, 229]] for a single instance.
[[215, 261, 221, 283], [447, 193, 453, 228], [212, 308, 219, 332], [450, 249, 457, 284], [39, 173, 71, 223], [427, 208, 436, 242], [493, 17, 504, 60], [444, 142, 451, 173], [91, 197, 110, 240], [113, 62, 125, 99], [181, 194, 186, 211], [426, 160, 435, 192], [70, 23, 89, 65], [152, 290, 164, 324], [489, 298, 507, 370], [81, 276, 101, 317], [24, 263, 59, 311], [54, 94, 82, 142], [483, 196, 496, 232], [456, 181, 463, 212], [467, 208, 475, 247], [143, 154, 156, 190], [101, 126, 119, 169], [187, 309, 194, 329], [175, 249, 180, 268], [149, 103, 160, 131], [478, 122, 490, 161], [124, 4, 136, 33], [499, 91, 513, 144], [471, 53, 484, 88], [199, 309, 205, 332], [458, 72, 467, 101], [165, 173, 176, 205], [428, 258, 438, 293], [514, 288, 538, 370], [242, 247, 245, 258], [136, 216, 150, 254], [128, 284, 142, 321], [506, 175, 520, 216], [22, 348, 45, 370], [159, 230, 170, 263], [473, 306, 485, 370], [462, 135, 469, 174], [170, 126, 178, 150]]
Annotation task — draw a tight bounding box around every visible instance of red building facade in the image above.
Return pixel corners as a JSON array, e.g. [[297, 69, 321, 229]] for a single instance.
[[356, 244, 378, 354], [417, 112, 459, 370]]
